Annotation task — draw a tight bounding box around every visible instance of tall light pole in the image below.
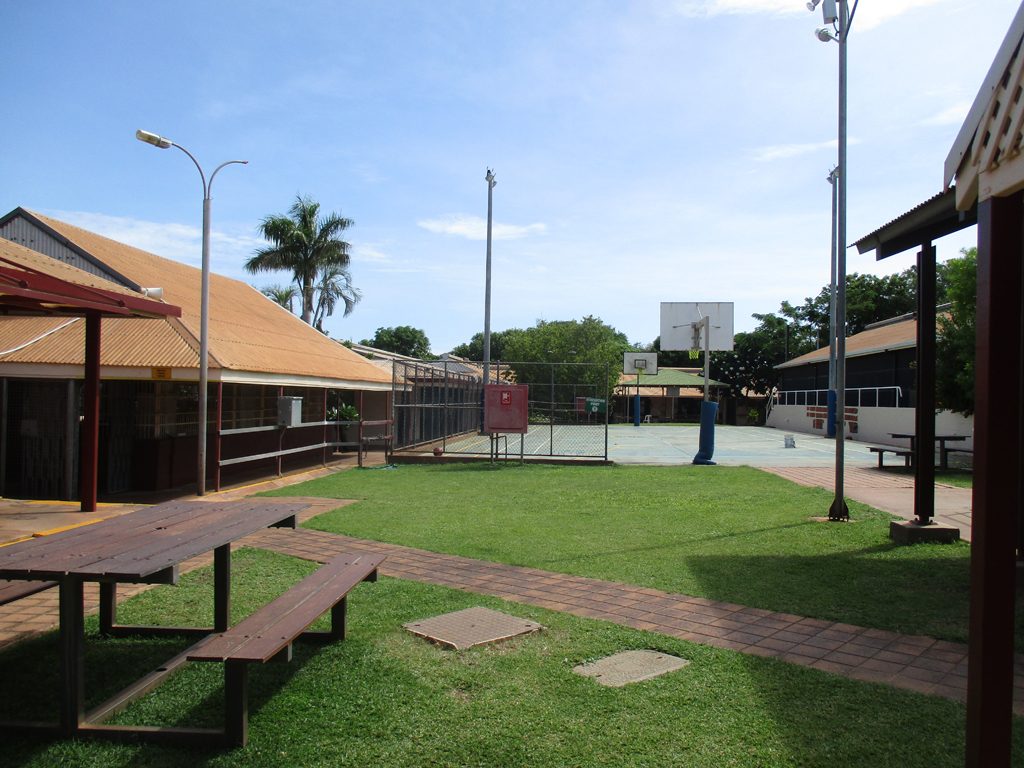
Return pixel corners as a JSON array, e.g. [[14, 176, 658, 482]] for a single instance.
[[136, 129, 247, 496], [482, 168, 497, 389], [807, 0, 855, 520]]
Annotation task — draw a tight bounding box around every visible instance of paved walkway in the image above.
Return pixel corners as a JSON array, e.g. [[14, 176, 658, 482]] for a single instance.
[[762, 466, 974, 541]]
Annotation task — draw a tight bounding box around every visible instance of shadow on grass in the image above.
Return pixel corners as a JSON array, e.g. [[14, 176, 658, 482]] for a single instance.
[[683, 545, 973, 643], [0, 626, 329, 767]]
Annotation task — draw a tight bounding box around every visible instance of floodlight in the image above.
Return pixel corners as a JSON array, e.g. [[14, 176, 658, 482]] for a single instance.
[[816, 27, 836, 42], [135, 129, 172, 149], [806, 1, 820, 11]]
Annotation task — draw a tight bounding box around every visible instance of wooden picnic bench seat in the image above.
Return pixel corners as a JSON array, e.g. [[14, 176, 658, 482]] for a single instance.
[[0, 578, 56, 606], [188, 551, 385, 746], [359, 432, 393, 467], [868, 445, 912, 468]]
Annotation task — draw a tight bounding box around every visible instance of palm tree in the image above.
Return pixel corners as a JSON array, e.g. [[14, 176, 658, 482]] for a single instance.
[[246, 196, 356, 325], [312, 263, 361, 332], [260, 284, 298, 313]]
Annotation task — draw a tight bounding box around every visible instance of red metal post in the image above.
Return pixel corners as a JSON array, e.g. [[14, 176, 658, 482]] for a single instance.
[[79, 312, 101, 512], [965, 192, 1022, 768], [214, 381, 223, 492]]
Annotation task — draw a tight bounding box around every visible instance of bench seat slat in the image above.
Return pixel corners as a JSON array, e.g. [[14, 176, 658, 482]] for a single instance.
[[0, 579, 57, 606], [189, 553, 383, 664]]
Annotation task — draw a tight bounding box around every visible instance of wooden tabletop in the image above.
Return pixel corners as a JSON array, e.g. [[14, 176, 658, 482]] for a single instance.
[[0, 499, 305, 583]]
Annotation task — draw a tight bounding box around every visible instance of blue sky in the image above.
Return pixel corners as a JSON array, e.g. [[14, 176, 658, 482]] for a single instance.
[[2, 1, 1017, 354]]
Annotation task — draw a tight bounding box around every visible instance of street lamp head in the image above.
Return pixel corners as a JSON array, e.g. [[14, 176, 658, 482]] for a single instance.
[[136, 129, 172, 149], [815, 27, 837, 42], [485, 168, 496, 186]]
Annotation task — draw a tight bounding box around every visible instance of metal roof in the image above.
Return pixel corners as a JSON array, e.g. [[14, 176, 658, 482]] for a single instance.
[[616, 367, 725, 388], [853, 187, 977, 261], [777, 317, 917, 369], [0, 210, 392, 389]]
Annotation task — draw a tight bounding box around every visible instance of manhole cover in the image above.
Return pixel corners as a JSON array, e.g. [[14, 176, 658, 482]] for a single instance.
[[403, 606, 543, 650], [573, 650, 690, 687]]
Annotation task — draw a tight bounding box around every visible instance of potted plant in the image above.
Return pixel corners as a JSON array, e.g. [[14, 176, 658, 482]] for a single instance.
[[328, 403, 360, 449]]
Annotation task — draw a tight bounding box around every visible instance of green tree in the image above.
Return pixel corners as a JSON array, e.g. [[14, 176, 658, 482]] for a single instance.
[[797, 270, 922, 346], [935, 248, 976, 415], [260, 284, 298, 313], [247, 195, 357, 326], [504, 316, 629, 400], [449, 329, 525, 360], [361, 326, 432, 359]]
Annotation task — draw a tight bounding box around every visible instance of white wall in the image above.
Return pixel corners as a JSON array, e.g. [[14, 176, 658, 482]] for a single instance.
[[767, 404, 973, 448]]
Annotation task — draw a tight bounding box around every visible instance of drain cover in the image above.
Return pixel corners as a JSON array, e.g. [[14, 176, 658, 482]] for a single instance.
[[573, 650, 690, 687], [403, 606, 543, 650]]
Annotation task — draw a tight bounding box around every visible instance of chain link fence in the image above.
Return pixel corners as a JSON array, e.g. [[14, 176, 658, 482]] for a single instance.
[[392, 360, 610, 459]]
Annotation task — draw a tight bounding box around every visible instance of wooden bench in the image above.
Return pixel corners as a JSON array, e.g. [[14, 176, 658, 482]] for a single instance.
[[869, 446, 912, 468], [188, 551, 384, 746], [0, 579, 57, 606]]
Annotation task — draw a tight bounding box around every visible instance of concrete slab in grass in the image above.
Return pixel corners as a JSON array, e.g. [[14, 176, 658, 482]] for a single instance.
[[574, 649, 690, 687], [403, 606, 543, 650]]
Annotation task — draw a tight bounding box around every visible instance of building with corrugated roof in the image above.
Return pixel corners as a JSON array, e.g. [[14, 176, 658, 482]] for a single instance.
[[767, 312, 972, 447], [0, 207, 393, 498]]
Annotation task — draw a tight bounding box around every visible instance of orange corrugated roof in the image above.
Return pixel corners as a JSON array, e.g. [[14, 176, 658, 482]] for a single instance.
[[0, 316, 197, 367], [8, 211, 391, 386], [777, 317, 917, 369]]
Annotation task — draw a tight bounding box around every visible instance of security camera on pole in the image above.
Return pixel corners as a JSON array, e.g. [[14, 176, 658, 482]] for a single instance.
[[806, 0, 856, 521]]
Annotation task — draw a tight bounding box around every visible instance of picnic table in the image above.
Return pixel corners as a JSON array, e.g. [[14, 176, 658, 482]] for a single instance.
[[0, 498, 382, 746], [889, 433, 968, 470]]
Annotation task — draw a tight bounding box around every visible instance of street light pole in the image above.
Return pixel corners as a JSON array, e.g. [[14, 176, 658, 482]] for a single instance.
[[807, 0, 854, 521], [827, 166, 838, 439], [482, 169, 496, 390], [136, 130, 247, 496]]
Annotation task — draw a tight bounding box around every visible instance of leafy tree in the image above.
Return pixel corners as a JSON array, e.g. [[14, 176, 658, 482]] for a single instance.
[[935, 248, 976, 415], [503, 316, 629, 400], [312, 263, 361, 333], [361, 326, 432, 359], [796, 270, 921, 346], [261, 284, 298, 313], [449, 329, 525, 360], [246, 195, 358, 326]]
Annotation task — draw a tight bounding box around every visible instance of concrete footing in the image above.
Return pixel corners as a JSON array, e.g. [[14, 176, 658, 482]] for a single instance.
[[890, 519, 960, 544]]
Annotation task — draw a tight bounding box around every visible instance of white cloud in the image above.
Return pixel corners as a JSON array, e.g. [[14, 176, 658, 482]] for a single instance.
[[920, 100, 972, 127], [417, 214, 547, 241], [751, 139, 837, 162], [671, 0, 949, 29]]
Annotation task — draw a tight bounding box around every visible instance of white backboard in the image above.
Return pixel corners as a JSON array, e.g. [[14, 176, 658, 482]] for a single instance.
[[660, 302, 734, 351], [623, 352, 658, 375]]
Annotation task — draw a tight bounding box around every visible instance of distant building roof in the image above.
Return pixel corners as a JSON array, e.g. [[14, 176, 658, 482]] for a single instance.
[[0, 208, 392, 389], [777, 316, 918, 369], [616, 367, 725, 388]]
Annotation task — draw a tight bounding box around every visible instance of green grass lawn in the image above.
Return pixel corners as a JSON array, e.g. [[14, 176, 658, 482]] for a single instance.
[[264, 463, 981, 645], [4, 548, 1019, 768]]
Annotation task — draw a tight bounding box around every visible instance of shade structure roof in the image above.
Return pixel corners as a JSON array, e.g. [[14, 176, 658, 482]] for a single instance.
[[0, 237, 179, 320], [853, 188, 976, 260], [0, 209, 392, 389]]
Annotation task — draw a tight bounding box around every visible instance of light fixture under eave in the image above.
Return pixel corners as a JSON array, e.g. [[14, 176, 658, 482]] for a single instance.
[[135, 129, 172, 149]]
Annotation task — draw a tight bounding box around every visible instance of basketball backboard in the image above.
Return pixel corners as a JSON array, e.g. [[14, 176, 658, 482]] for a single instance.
[[623, 352, 658, 375], [659, 302, 734, 351]]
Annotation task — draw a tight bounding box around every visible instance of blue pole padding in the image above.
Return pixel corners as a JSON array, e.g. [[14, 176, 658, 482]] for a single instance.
[[633, 392, 641, 426], [826, 390, 837, 438], [692, 400, 718, 465]]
